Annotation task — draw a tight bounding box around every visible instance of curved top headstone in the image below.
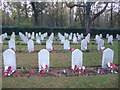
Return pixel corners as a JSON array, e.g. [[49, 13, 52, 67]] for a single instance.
[[38, 49, 50, 70], [27, 39, 34, 52], [98, 39, 104, 50], [64, 40, 70, 50], [3, 49, 16, 70], [102, 48, 114, 69], [81, 39, 87, 51], [72, 49, 83, 69]]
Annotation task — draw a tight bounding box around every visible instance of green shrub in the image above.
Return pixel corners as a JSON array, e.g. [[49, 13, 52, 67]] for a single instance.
[[2, 26, 120, 37]]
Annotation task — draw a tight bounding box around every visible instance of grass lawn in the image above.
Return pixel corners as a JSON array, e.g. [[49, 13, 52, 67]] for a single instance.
[[2, 74, 118, 88], [1, 37, 119, 88]]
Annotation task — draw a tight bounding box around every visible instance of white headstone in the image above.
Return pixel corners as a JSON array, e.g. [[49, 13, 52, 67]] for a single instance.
[[39, 32, 41, 36], [8, 39, 16, 51], [38, 49, 50, 71], [96, 36, 101, 44], [28, 33, 31, 38], [108, 35, 113, 44], [3, 49, 16, 70], [100, 34, 102, 38], [72, 49, 83, 70], [61, 37, 65, 44], [102, 48, 114, 69], [81, 39, 87, 51], [31, 32, 35, 39], [27, 39, 34, 52], [4, 33, 8, 38], [85, 35, 90, 43], [95, 35, 99, 40], [118, 35, 120, 40], [64, 40, 70, 50], [25, 32, 27, 35], [46, 40, 52, 50], [36, 36, 41, 44], [98, 39, 105, 50], [36, 33, 38, 37], [69, 34, 72, 40], [0, 35, 3, 43], [116, 34, 118, 39], [19, 32, 28, 44], [106, 34, 109, 38], [23, 36, 28, 44], [73, 34, 78, 43], [81, 33, 84, 38], [77, 35, 81, 40]]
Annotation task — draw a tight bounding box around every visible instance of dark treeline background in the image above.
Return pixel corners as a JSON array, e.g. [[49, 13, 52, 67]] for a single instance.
[[1, 2, 120, 34]]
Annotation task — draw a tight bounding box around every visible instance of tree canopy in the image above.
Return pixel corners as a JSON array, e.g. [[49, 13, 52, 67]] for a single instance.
[[1, 1, 119, 33]]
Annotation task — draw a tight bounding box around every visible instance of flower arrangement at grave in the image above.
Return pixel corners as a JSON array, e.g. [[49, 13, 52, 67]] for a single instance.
[[78, 66, 86, 74], [3, 66, 16, 77], [39, 64, 48, 72], [106, 62, 117, 73], [107, 62, 117, 69], [39, 65, 49, 76], [47, 47, 54, 51], [72, 65, 78, 70], [72, 65, 86, 71], [43, 64, 48, 70]]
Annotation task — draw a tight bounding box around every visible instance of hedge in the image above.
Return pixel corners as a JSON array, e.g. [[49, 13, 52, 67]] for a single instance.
[[1, 26, 120, 37]]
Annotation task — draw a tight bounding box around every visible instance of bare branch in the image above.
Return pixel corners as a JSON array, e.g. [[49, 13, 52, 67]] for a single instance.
[[37, 9, 42, 13], [91, 2, 108, 22], [65, 2, 86, 9]]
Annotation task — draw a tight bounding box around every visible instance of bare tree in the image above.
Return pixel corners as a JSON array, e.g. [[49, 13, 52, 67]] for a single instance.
[[30, 2, 47, 26], [66, 2, 108, 34]]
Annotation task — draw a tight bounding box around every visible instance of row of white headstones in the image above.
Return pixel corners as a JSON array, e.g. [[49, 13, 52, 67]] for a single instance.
[[1, 32, 120, 44], [5, 32, 119, 52], [3, 48, 114, 71]]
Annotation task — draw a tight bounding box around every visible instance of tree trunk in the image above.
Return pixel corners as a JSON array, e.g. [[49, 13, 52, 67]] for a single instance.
[[110, 2, 113, 27], [70, 8, 72, 25], [85, 3, 91, 34], [34, 12, 39, 26], [31, 2, 39, 26], [41, 12, 43, 26], [85, 17, 91, 34]]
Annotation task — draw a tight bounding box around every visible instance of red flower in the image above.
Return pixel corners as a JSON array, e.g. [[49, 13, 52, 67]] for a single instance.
[[107, 62, 117, 68], [41, 70, 45, 76], [4, 72, 8, 76], [110, 63, 117, 68], [45, 65, 48, 69], [7, 66, 11, 71], [52, 47, 54, 50], [78, 70, 82, 74], [11, 48, 14, 50], [74, 65, 78, 70]]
